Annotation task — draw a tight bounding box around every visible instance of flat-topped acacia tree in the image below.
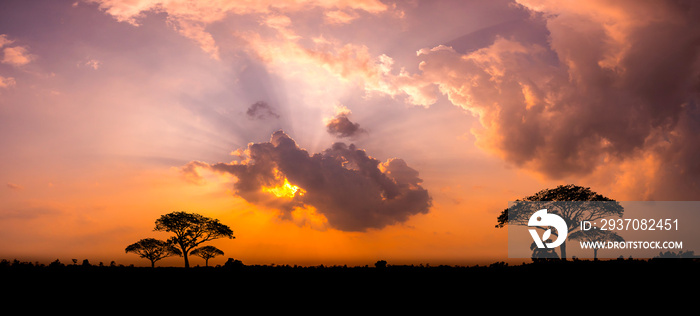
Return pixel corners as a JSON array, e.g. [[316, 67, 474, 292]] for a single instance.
[[125, 238, 182, 268], [191, 245, 225, 267], [496, 184, 624, 260], [155, 212, 235, 268]]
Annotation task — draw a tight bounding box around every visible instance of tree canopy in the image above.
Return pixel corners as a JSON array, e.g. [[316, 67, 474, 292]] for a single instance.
[[191, 245, 224, 267], [496, 184, 624, 259], [155, 212, 234, 268], [125, 238, 182, 268]]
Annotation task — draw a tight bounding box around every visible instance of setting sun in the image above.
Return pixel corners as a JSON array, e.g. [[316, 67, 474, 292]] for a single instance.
[[263, 177, 305, 199]]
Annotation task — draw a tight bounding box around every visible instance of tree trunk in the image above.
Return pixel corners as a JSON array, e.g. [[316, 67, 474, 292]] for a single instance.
[[205, 258, 209, 267], [151, 260, 155, 268], [594, 248, 598, 260], [183, 250, 190, 268], [560, 241, 567, 260]]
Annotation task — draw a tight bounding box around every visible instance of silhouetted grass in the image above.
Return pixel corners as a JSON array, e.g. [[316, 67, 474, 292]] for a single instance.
[[6, 258, 691, 310], [3, 257, 696, 291]]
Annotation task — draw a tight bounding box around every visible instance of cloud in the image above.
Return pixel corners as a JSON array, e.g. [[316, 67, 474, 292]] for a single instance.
[[79, 59, 102, 70], [238, 20, 446, 109], [180, 130, 432, 231], [2, 46, 34, 66], [1, 35, 34, 67], [91, 1, 408, 106], [86, 0, 698, 200], [0, 34, 12, 48], [6, 183, 23, 190], [325, 105, 366, 138], [89, 0, 389, 59], [0, 35, 29, 88], [245, 31, 387, 82], [262, 14, 301, 42], [177, 160, 211, 184], [324, 10, 359, 25], [90, 0, 387, 24], [169, 19, 221, 60], [246, 101, 280, 120], [0, 206, 61, 220], [358, 0, 700, 199], [240, 29, 435, 108], [0, 76, 16, 88]]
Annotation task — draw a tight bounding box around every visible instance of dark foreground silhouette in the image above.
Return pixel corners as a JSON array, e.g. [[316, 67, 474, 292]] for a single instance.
[[3, 257, 697, 297]]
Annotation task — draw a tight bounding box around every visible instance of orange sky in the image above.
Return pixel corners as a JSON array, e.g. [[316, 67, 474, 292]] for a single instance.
[[1, 0, 698, 267]]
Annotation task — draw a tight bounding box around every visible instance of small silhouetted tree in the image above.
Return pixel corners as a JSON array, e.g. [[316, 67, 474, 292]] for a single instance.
[[155, 212, 235, 268], [191, 245, 224, 267], [530, 239, 559, 262], [125, 238, 182, 268], [655, 250, 696, 258], [496, 184, 624, 260], [374, 260, 388, 269], [224, 258, 244, 269]]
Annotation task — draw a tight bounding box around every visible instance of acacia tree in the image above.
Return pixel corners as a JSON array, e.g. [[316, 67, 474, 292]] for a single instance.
[[155, 212, 234, 268], [191, 245, 224, 267], [125, 238, 182, 268], [495, 184, 624, 260]]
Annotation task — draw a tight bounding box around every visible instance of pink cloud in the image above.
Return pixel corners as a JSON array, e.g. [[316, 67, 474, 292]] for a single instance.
[[2, 44, 34, 67], [368, 0, 700, 199], [0, 75, 16, 88], [90, 0, 389, 59]]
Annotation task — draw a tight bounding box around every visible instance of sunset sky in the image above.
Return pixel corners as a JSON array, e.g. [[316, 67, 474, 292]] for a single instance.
[[1, 0, 699, 267]]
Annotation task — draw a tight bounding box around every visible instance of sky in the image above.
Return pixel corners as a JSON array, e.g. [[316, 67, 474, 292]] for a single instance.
[[1, 0, 699, 267]]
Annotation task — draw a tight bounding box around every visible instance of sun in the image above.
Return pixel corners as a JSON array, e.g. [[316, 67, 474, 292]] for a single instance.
[[263, 177, 305, 199]]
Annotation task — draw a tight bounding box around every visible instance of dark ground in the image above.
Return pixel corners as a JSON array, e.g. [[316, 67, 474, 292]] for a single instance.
[[1, 258, 695, 315], [3, 258, 696, 299]]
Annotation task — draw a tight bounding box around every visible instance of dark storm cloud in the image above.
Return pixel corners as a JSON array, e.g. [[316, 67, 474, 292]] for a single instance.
[[181, 130, 431, 231], [646, 100, 700, 200], [325, 112, 365, 138], [246, 101, 280, 120]]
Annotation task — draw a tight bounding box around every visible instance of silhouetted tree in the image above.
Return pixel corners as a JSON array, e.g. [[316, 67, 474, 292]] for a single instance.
[[496, 184, 624, 259], [374, 260, 388, 269], [655, 250, 696, 258], [191, 245, 224, 267], [530, 239, 560, 261], [224, 258, 244, 269], [49, 259, 64, 268], [569, 229, 624, 260], [155, 212, 235, 268], [125, 238, 182, 268]]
